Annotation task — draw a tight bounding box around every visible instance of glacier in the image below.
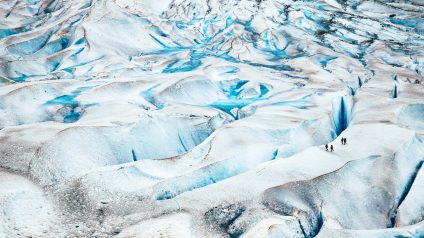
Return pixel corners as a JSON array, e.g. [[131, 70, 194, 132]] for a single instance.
[[0, 0, 424, 237]]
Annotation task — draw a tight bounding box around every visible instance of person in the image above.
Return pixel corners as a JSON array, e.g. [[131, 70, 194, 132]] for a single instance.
[[325, 144, 328, 151], [330, 144, 334, 152], [341, 138, 344, 144], [344, 138, 347, 145]]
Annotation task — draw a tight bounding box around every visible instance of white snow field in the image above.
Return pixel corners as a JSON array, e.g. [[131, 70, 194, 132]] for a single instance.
[[0, 0, 424, 237]]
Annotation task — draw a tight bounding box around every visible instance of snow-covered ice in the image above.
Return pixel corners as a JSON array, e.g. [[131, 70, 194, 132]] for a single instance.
[[0, 0, 424, 237]]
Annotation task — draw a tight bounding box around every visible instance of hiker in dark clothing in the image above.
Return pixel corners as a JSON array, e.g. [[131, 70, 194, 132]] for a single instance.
[[344, 138, 347, 145], [325, 144, 328, 151], [330, 144, 334, 152], [341, 137, 344, 144]]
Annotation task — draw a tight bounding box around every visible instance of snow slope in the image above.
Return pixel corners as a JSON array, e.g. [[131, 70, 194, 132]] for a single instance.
[[0, 0, 423, 237]]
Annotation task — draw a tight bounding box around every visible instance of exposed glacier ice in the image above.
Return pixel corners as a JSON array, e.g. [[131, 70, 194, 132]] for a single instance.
[[0, 0, 424, 237]]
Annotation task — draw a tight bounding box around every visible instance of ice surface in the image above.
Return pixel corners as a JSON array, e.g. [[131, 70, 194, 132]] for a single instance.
[[0, 0, 424, 237]]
